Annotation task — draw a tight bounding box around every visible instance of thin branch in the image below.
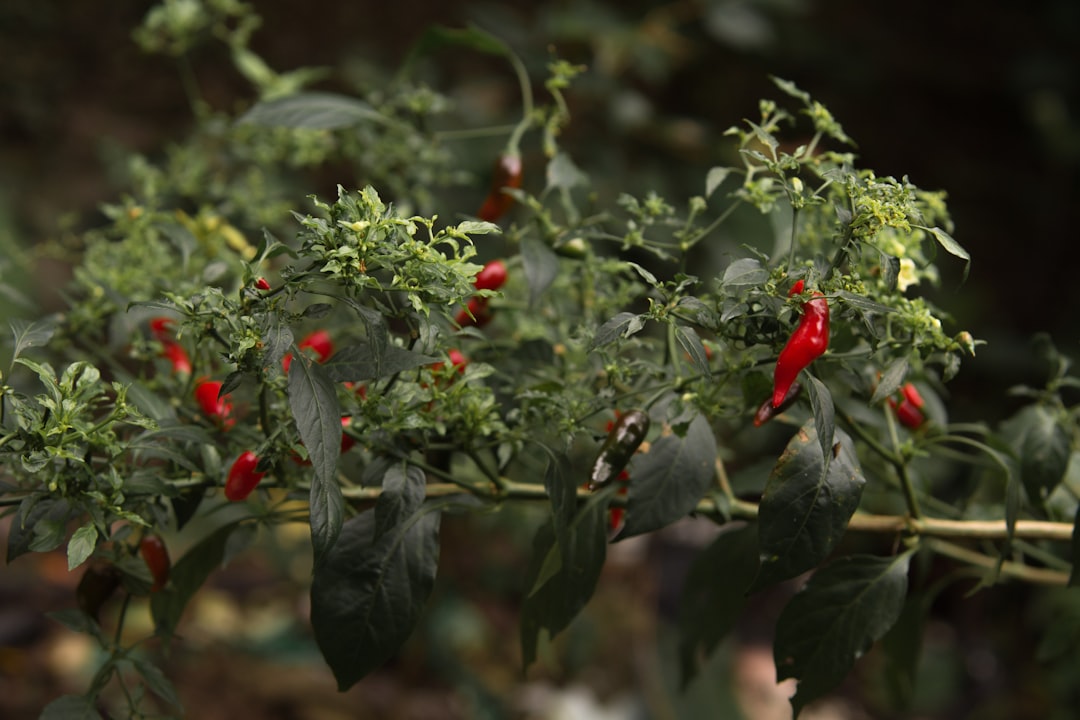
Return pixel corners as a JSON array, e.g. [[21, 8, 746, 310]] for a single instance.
[[925, 538, 1069, 586]]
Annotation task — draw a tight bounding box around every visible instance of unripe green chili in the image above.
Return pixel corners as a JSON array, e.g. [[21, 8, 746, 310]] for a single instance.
[[589, 409, 650, 490]]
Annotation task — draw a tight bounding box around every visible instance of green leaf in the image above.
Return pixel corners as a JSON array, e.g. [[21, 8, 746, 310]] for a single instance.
[[721, 257, 768, 287], [289, 356, 344, 564], [880, 590, 931, 709], [151, 524, 238, 637], [675, 325, 711, 378], [310, 504, 442, 690], [9, 318, 56, 361], [1071, 503, 1080, 588], [920, 225, 970, 281], [752, 421, 865, 590], [1003, 404, 1070, 505], [39, 694, 104, 720], [456, 220, 501, 236], [590, 312, 645, 351], [705, 167, 734, 198], [805, 375, 836, 477], [7, 496, 72, 562], [132, 657, 183, 710], [543, 454, 578, 546], [880, 252, 900, 292], [835, 290, 897, 315], [238, 92, 387, 129], [374, 464, 426, 538], [323, 342, 436, 382], [520, 493, 609, 669], [261, 323, 294, 371], [406, 24, 510, 63], [546, 152, 589, 191], [870, 357, 909, 406], [616, 413, 716, 539], [678, 524, 758, 686], [774, 552, 913, 716], [67, 524, 99, 571], [520, 236, 560, 307]]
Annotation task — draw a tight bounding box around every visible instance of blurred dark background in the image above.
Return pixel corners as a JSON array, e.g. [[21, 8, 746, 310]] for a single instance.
[[2, 1, 1079, 718]]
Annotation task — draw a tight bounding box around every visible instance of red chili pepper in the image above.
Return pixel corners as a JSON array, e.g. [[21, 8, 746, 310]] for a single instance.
[[477, 153, 523, 223], [139, 535, 171, 592], [161, 341, 192, 376], [474, 260, 508, 291], [283, 329, 335, 372], [608, 470, 631, 532], [431, 349, 468, 374], [255, 277, 271, 291], [149, 317, 176, 342], [194, 379, 234, 429], [772, 283, 829, 408], [889, 383, 926, 429], [225, 450, 266, 501], [455, 297, 493, 328]]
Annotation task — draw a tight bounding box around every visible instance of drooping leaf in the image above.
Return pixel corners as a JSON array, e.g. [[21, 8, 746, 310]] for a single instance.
[[238, 92, 387, 129], [310, 504, 441, 690], [9, 318, 56, 361], [374, 464, 426, 538], [6, 496, 72, 562], [921, 225, 970, 280], [751, 421, 865, 590], [520, 493, 609, 669], [39, 694, 104, 720], [546, 152, 589, 191], [132, 657, 183, 711], [616, 413, 716, 540], [67, 524, 99, 571], [721, 257, 768, 287], [289, 355, 343, 564], [151, 523, 239, 637], [261, 323, 294, 371], [1003, 403, 1070, 505], [323, 342, 436, 382], [543, 453, 578, 545], [675, 325, 711, 378], [678, 524, 758, 686], [520, 236, 560, 307], [590, 312, 645, 351], [774, 552, 913, 716], [805, 375, 835, 476], [870, 357, 909, 406], [705, 167, 734, 198]]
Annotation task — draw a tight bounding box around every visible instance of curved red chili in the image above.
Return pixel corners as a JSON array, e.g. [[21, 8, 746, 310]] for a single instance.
[[161, 341, 192, 376], [477, 154, 523, 223], [139, 535, 171, 592], [772, 283, 829, 408], [225, 450, 266, 501], [195, 380, 234, 429]]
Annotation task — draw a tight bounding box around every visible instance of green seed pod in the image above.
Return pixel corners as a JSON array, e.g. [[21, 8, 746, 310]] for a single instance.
[[589, 409, 650, 490]]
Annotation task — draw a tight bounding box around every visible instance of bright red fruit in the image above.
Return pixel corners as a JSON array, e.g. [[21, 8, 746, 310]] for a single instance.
[[195, 380, 234, 429], [474, 260, 508, 291], [283, 329, 334, 372], [139, 535, 171, 592], [225, 450, 266, 501]]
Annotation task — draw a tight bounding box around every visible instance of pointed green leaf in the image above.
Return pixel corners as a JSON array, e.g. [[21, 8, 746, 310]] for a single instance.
[[675, 325, 711, 377], [616, 413, 716, 539], [752, 421, 865, 590], [880, 590, 931, 709], [67, 524, 99, 571], [774, 552, 912, 716], [805, 376, 835, 475], [721, 257, 768, 287], [9, 318, 56, 361], [289, 355, 344, 563], [705, 167, 734, 198], [520, 494, 609, 669], [239, 92, 387, 129], [590, 312, 645, 351], [521, 236, 560, 307], [1003, 404, 1070, 505], [323, 342, 436, 382], [546, 152, 589, 191], [406, 24, 511, 63], [920, 226, 970, 280], [7, 496, 72, 562], [132, 657, 183, 710], [870, 357, 909, 406], [39, 694, 104, 720], [678, 524, 758, 686], [374, 464, 426, 538], [310, 504, 441, 690]]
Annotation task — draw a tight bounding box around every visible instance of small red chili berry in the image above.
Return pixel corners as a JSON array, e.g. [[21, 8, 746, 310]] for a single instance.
[[225, 450, 266, 501], [477, 153, 523, 223], [139, 535, 171, 592], [473, 260, 508, 291], [901, 382, 925, 409], [772, 283, 829, 408], [194, 379, 234, 429], [161, 340, 192, 376], [455, 297, 493, 329], [149, 317, 176, 342], [255, 277, 271, 291]]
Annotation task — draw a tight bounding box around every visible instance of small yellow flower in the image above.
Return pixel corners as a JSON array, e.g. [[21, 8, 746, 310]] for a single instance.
[[897, 258, 918, 292]]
